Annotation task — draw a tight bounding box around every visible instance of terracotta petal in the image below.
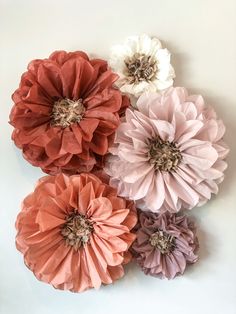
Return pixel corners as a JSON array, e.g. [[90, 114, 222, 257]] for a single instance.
[[10, 50, 130, 174]]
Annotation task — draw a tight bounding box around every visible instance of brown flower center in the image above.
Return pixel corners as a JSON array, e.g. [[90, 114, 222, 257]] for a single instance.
[[148, 137, 182, 172], [149, 230, 176, 254], [61, 212, 93, 251], [124, 53, 157, 83], [51, 98, 85, 128]]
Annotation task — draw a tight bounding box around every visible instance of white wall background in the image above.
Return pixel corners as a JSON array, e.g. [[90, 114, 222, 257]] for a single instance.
[[0, 0, 236, 313]]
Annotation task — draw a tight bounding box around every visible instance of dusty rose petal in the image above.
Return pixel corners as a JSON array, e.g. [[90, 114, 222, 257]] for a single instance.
[[131, 210, 199, 279]]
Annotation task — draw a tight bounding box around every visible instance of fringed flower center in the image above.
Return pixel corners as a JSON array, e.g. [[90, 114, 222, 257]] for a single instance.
[[51, 98, 85, 128], [149, 230, 175, 254], [124, 53, 157, 83], [61, 212, 93, 251], [148, 137, 182, 172]]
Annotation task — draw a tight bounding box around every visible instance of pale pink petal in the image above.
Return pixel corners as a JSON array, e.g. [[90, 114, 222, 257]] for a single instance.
[[151, 119, 175, 141], [182, 143, 218, 170], [176, 120, 203, 144], [122, 162, 154, 183]]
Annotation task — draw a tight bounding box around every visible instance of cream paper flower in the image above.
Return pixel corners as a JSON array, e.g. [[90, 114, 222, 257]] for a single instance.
[[109, 34, 175, 98]]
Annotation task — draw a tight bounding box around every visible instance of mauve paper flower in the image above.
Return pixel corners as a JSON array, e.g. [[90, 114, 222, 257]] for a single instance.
[[16, 173, 137, 292], [132, 211, 199, 279], [109, 34, 175, 98], [9, 50, 129, 175], [105, 87, 229, 213]]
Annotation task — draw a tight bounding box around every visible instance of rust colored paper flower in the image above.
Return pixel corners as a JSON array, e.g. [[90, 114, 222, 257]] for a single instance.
[[132, 211, 199, 279], [16, 173, 137, 292], [10, 51, 129, 174]]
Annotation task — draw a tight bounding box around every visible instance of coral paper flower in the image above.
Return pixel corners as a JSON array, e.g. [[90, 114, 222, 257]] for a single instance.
[[109, 34, 175, 98], [15, 173, 137, 292], [105, 87, 229, 212], [132, 211, 199, 279], [9, 50, 129, 175]]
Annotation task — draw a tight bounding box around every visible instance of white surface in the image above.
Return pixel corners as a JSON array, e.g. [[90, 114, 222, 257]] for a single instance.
[[0, 0, 236, 313]]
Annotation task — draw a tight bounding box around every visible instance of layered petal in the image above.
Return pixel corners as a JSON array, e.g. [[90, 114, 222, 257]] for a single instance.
[[109, 34, 175, 99], [15, 173, 137, 292], [10, 50, 130, 175], [131, 211, 199, 279], [105, 87, 229, 212]]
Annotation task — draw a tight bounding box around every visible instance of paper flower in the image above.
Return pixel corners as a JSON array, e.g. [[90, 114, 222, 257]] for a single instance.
[[109, 34, 175, 98], [15, 173, 137, 292], [9, 50, 129, 175], [105, 87, 229, 212], [131, 211, 199, 279]]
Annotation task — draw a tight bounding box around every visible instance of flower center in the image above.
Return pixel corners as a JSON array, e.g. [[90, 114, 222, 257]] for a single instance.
[[61, 212, 93, 251], [51, 98, 85, 128], [148, 137, 182, 172], [124, 53, 157, 83], [149, 230, 175, 254]]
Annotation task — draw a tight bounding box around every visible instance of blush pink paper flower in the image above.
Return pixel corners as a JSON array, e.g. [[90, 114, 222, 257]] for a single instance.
[[131, 211, 199, 279], [15, 173, 137, 292], [105, 87, 229, 212]]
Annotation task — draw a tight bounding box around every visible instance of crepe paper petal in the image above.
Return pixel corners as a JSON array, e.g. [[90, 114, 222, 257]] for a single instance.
[[9, 50, 130, 175], [109, 34, 175, 99], [16, 173, 137, 293], [131, 210, 199, 279], [105, 87, 229, 213]]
